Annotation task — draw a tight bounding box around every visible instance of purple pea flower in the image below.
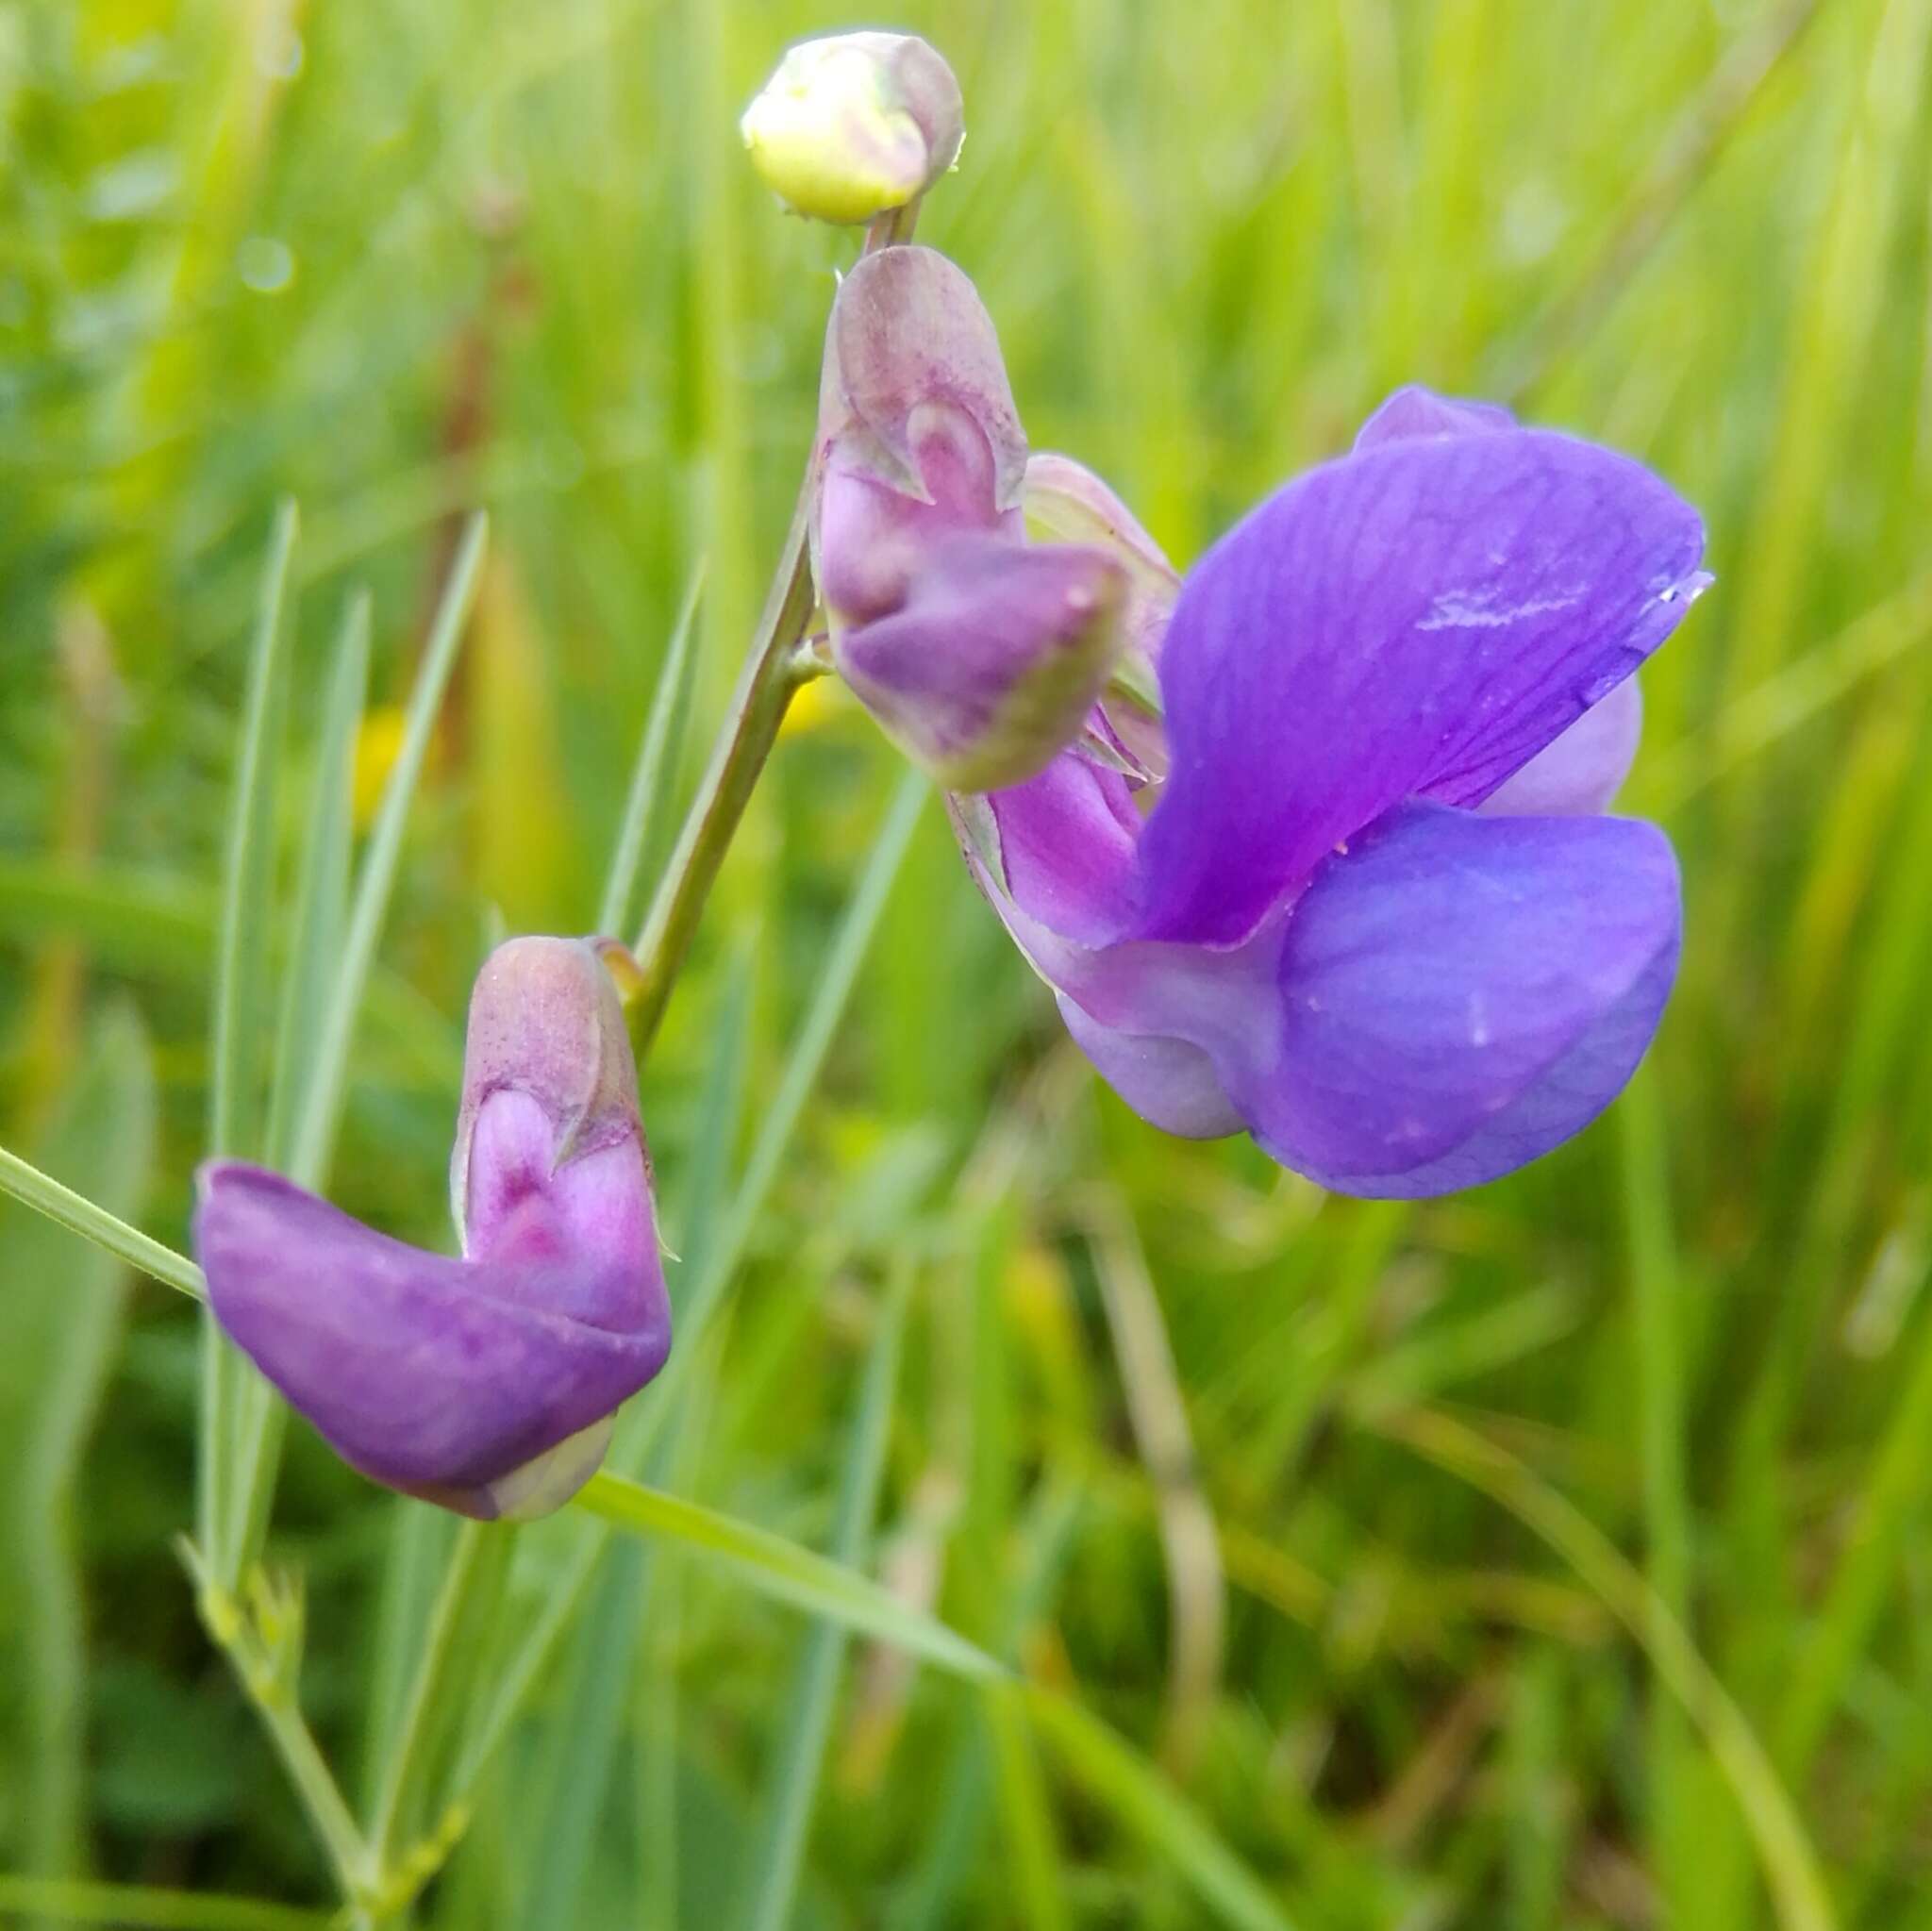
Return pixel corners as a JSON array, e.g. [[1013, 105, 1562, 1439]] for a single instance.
[[812, 245, 1130, 792], [952, 388, 1710, 1196], [193, 937, 671, 1519]]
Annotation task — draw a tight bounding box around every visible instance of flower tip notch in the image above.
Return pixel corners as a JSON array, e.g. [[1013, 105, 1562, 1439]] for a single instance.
[[741, 31, 963, 226]]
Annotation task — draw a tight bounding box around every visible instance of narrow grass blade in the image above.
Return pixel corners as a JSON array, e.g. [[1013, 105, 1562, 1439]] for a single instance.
[[0, 1147, 206, 1302], [288, 513, 488, 1187], [1024, 1687, 1299, 1931], [358, 1501, 456, 1812], [598, 563, 706, 938], [201, 501, 299, 1573], [630, 768, 928, 1433], [1088, 1192, 1225, 1776], [982, 1682, 1073, 1931], [265, 593, 370, 1170], [574, 1470, 999, 1685], [515, 1538, 650, 1931], [225, 515, 488, 1581], [207, 499, 299, 1163], [1621, 1068, 1695, 1911], [735, 1261, 913, 1931], [1779, 1301, 1932, 1771], [366, 1520, 497, 1866], [1374, 1404, 1837, 1931], [0, 1877, 329, 1931], [0, 1007, 156, 1914]]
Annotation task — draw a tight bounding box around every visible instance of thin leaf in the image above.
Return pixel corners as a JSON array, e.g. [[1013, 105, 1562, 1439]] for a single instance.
[[0, 1007, 156, 1911], [598, 562, 707, 938], [574, 1470, 998, 1685], [265, 592, 370, 1171], [735, 1261, 913, 1931], [0, 1877, 329, 1931], [1374, 1404, 1836, 1931], [626, 767, 930, 1442], [287, 512, 488, 1186], [226, 515, 489, 1579], [201, 501, 299, 1575], [1024, 1686, 1300, 1931], [0, 1145, 205, 1302]]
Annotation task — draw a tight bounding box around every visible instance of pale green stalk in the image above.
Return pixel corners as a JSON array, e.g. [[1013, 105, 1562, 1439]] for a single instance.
[[201, 503, 299, 1579], [1374, 1404, 1836, 1931], [224, 517, 488, 1586], [598, 563, 707, 939], [735, 1262, 913, 1931], [0, 1146, 206, 1302], [366, 1521, 491, 1871]]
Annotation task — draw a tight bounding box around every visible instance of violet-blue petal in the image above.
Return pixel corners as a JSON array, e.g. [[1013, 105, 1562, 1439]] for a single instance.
[[1231, 801, 1680, 1190], [1310, 940, 1679, 1196], [1353, 385, 1516, 449], [1481, 674, 1642, 818], [981, 750, 1142, 945], [195, 1161, 671, 1517], [1130, 424, 1707, 944], [833, 533, 1126, 791], [1054, 993, 1244, 1139]]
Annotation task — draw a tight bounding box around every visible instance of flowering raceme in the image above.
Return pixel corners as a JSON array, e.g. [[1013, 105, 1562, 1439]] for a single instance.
[[193, 938, 671, 1518], [812, 245, 1130, 791], [947, 386, 1710, 1196]]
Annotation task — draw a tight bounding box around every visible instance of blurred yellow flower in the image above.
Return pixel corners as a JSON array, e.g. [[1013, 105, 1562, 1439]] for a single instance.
[[779, 671, 853, 738], [352, 705, 408, 829]]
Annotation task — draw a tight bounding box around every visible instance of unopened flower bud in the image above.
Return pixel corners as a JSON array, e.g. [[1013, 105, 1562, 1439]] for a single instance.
[[814, 245, 1026, 621], [194, 937, 670, 1521], [810, 248, 1130, 790], [741, 32, 963, 226]]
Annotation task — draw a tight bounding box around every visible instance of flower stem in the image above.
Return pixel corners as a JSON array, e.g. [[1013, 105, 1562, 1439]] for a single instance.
[[624, 210, 920, 1060], [366, 1520, 491, 1871], [625, 495, 820, 1058], [187, 1558, 375, 1908]]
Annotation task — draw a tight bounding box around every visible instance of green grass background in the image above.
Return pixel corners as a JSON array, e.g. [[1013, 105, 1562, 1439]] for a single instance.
[[5, 0, 1932, 1924]]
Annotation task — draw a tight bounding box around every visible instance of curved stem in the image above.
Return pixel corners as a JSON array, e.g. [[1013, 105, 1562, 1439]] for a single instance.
[[625, 208, 921, 1060], [627, 497, 819, 1057]]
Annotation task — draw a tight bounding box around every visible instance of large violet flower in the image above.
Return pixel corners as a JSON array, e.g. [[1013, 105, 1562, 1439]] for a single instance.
[[193, 937, 671, 1518], [953, 388, 1710, 1196], [812, 245, 1129, 792]]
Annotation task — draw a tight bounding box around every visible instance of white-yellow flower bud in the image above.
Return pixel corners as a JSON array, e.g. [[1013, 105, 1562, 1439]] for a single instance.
[[741, 32, 963, 226]]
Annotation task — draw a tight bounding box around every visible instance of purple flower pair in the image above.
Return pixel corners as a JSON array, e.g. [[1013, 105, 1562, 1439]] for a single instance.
[[813, 249, 1709, 1196], [193, 241, 1709, 1521]]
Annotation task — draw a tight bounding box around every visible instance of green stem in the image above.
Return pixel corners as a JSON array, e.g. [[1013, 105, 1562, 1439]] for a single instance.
[[0, 1144, 207, 1301], [248, 1680, 372, 1902], [627, 498, 818, 1056], [367, 1521, 491, 1870], [625, 208, 920, 1058], [192, 1581, 373, 1903]]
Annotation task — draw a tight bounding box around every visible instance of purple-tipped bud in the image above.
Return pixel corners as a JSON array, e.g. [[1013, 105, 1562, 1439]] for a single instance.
[[813, 248, 1130, 791], [741, 32, 964, 226], [194, 938, 670, 1521]]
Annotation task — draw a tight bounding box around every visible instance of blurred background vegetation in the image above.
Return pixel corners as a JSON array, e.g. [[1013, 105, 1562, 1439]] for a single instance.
[[5, 0, 1932, 1924]]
